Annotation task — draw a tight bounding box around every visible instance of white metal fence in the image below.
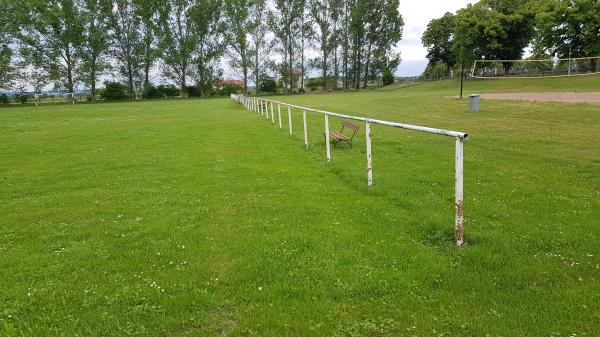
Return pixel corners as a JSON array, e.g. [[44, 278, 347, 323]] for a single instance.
[[231, 94, 469, 246]]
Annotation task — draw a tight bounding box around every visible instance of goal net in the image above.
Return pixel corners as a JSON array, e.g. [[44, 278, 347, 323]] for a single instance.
[[472, 56, 600, 79]]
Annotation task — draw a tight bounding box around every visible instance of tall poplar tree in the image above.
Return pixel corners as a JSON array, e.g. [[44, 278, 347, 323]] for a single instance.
[[110, 0, 145, 98], [78, 0, 111, 101], [248, 0, 267, 94], [224, 0, 253, 94], [193, 0, 225, 96], [159, 0, 197, 96], [19, 0, 83, 94]]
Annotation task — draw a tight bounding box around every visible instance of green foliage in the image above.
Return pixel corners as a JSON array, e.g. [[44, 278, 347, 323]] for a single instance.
[[259, 76, 277, 93], [78, 0, 112, 101], [18, 0, 83, 93], [159, 0, 199, 95], [422, 12, 456, 68], [110, 0, 145, 98], [15, 92, 30, 104], [145, 84, 181, 99], [453, 0, 535, 72], [306, 78, 323, 90], [0, 94, 9, 104], [423, 62, 451, 78], [533, 0, 600, 58], [382, 68, 395, 86], [193, 0, 226, 97], [218, 84, 243, 96], [347, 0, 404, 89], [101, 81, 128, 100], [0, 44, 13, 90]]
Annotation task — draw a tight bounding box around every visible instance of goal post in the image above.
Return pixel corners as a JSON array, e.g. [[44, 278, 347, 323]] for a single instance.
[[472, 56, 600, 79]]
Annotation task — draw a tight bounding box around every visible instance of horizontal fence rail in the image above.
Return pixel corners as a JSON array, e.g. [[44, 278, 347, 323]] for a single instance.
[[231, 94, 470, 246]]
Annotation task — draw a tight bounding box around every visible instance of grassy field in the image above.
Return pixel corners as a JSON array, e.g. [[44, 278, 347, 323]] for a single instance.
[[1, 76, 599, 336]]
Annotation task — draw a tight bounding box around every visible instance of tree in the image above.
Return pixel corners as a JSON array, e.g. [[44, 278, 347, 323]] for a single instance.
[[534, 0, 600, 60], [270, 0, 305, 93], [348, 0, 403, 89], [159, 0, 197, 96], [110, 0, 145, 98], [248, 0, 267, 94], [136, 0, 163, 98], [193, 0, 226, 97], [0, 0, 17, 90], [78, 0, 111, 101], [19, 0, 83, 94], [224, 0, 253, 95], [422, 12, 457, 70], [453, 0, 535, 75]]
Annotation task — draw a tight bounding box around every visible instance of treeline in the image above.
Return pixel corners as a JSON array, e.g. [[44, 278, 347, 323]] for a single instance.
[[421, 0, 600, 77], [0, 0, 404, 100]]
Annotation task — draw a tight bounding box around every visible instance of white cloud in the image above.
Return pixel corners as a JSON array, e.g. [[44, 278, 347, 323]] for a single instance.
[[398, 0, 476, 60], [396, 0, 477, 75]]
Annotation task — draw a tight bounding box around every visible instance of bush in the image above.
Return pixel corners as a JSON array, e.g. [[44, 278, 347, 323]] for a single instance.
[[144, 84, 181, 99], [0, 94, 9, 104], [219, 85, 242, 96], [259, 76, 277, 93], [144, 85, 161, 99], [382, 68, 395, 86], [101, 81, 128, 100], [16, 92, 30, 104], [185, 85, 200, 97], [306, 78, 322, 90], [157, 84, 180, 98]]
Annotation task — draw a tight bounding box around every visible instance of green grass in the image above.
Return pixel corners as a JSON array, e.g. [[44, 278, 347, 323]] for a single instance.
[[1, 76, 599, 336], [398, 73, 600, 94]]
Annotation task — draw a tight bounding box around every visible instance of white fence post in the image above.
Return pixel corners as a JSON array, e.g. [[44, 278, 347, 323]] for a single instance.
[[231, 95, 469, 247], [455, 138, 465, 246], [278, 104, 283, 128], [271, 102, 275, 124], [325, 114, 331, 162], [265, 100, 269, 120], [303, 110, 308, 149], [366, 121, 373, 187], [288, 106, 293, 135]]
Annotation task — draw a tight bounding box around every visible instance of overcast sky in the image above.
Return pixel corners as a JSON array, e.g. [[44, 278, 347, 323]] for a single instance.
[[396, 0, 476, 76]]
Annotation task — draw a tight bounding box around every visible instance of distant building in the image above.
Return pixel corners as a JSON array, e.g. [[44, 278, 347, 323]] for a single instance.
[[214, 80, 244, 91], [291, 69, 303, 89]]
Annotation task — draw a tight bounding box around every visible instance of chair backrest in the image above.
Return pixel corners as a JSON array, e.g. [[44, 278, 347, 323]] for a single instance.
[[342, 120, 360, 131], [341, 120, 360, 139]]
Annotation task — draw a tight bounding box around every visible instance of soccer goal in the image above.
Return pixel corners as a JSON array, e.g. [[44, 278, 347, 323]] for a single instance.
[[472, 56, 600, 79]]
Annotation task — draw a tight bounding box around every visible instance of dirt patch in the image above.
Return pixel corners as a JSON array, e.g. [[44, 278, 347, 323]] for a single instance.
[[479, 92, 600, 104]]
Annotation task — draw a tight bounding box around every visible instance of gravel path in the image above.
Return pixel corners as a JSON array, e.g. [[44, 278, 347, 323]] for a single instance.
[[479, 92, 600, 104]]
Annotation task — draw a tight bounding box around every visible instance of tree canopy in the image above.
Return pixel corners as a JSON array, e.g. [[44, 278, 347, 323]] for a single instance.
[[421, 0, 598, 76]]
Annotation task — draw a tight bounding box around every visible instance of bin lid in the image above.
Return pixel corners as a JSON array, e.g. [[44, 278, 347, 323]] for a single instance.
[[469, 94, 480, 97]]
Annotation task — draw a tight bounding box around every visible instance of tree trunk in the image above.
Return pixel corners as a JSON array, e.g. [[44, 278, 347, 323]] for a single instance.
[[343, 0, 349, 90], [289, 36, 293, 93], [243, 65, 248, 95], [363, 42, 372, 89], [66, 47, 74, 94], [181, 61, 187, 97], [255, 47, 259, 94], [322, 47, 328, 90]]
